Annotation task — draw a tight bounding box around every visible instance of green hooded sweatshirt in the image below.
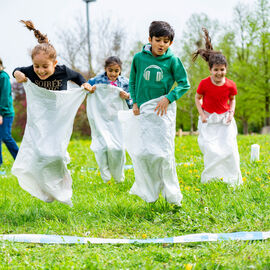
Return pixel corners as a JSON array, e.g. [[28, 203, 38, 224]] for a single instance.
[[129, 44, 190, 108], [0, 71, 14, 117]]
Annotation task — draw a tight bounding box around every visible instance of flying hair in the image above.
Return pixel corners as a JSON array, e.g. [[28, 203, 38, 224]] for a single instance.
[[20, 20, 49, 44], [20, 19, 57, 61], [192, 27, 227, 68]]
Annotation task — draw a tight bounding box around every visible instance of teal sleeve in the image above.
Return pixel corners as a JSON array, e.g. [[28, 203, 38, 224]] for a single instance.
[[129, 56, 137, 103], [0, 76, 10, 116], [166, 57, 190, 103]]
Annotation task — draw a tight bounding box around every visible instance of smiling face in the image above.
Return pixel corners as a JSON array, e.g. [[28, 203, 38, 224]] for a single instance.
[[32, 52, 57, 80], [148, 36, 172, 57], [105, 63, 121, 82], [210, 64, 227, 85]]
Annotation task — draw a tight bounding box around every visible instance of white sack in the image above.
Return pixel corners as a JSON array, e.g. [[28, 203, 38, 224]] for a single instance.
[[12, 80, 87, 206], [198, 112, 242, 185], [119, 96, 182, 205], [86, 84, 128, 182]]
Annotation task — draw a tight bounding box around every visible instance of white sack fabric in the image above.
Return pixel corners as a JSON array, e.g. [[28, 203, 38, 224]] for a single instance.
[[86, 84, 128, 183], [12, 80, 87, 206], [119, 96, 182, 205], [198, 112, 242, 185]]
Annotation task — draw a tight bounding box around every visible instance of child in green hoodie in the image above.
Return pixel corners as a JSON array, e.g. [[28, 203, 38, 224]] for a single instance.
[[124, 21, 190, 206], [129, 21, 190, 116], [0, 58, 19, 171]]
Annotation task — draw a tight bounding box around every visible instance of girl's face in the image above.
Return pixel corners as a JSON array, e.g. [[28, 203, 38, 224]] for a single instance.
[[105, 63, 121, 81], [33, 52, 57, 80], [210, 64, 227, 85]]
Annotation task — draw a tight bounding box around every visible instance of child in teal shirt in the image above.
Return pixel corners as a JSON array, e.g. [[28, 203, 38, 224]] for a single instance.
[[129, 21, 190, 116], [125, 21, 190, 205]]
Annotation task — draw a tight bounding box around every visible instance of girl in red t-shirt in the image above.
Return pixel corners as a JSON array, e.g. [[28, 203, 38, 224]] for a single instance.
[[192, 28, 242, 186]]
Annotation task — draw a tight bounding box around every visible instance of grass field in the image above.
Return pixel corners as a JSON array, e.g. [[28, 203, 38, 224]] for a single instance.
[[0, 135, 269, 269]]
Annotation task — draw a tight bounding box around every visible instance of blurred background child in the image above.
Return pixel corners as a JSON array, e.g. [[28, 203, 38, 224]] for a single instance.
[[88, 56, 132, 108], [0, 58, 19, 172], [86, 56, 131, 183]]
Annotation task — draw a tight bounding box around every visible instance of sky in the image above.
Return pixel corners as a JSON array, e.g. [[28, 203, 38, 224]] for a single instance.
[[0, 0, 256, 78]]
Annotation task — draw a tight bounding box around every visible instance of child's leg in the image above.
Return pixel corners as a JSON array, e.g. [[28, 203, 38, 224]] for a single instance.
[[94, 150, 111, 183], [130, 154, 163, 203], [161, 158, 183, 206], [1, 116, 19, 160], [107, 149, 125, 182]]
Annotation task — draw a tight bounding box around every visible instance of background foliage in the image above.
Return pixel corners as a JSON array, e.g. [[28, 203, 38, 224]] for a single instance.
[[11, 0, 270, 139]]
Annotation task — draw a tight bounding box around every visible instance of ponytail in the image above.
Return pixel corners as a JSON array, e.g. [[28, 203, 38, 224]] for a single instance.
[[21, 20, 57, 61], [192, 28, 227, 68]]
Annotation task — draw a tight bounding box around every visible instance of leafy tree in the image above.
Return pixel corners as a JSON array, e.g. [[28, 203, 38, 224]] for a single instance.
[[253, 0, 270, 126]]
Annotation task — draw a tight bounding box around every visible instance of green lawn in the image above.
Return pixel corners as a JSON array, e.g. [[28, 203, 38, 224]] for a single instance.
[[0, 135, 269, 269]]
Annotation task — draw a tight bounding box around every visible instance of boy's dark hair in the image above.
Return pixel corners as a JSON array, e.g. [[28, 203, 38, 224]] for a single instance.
[[149, 21, 175, 41], [192, 28, 227, 69], [104, 56, 122, 69]]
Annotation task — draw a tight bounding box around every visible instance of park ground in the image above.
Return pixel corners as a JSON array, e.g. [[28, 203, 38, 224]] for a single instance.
[[0, 135, 269, 269]]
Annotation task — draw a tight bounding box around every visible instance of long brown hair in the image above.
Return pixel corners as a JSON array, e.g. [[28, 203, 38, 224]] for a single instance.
[[192, 28, 227, 68], [21, 20, 57, 61]]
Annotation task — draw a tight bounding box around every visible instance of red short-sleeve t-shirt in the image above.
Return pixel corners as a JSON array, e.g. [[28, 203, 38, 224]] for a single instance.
[[196, 77, 237, 114]]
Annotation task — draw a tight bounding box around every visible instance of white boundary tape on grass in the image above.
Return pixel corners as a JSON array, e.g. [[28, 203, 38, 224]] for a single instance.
[[82, 163, 190, 172], [0, 231, 269, 244]]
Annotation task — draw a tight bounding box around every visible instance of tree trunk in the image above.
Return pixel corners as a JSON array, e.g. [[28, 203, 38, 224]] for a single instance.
[[265, 96, 270, 126], [243, 120, 249, 134]]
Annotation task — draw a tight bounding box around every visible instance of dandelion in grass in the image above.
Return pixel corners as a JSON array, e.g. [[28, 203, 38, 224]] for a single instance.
[[188, 170, 193, 174], [142, 234, 147, 239], [184, 186, 191, 191], [185, 263, 193, 270], [242, 177, 247, 182]]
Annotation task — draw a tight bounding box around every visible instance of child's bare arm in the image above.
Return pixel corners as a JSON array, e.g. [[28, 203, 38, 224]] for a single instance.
[[14, 70, 27, 83], [154, 97, 169, 116], [133, 103, 140, 115], [226, 95, 236, 123], [195, 93, 207, 123]]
